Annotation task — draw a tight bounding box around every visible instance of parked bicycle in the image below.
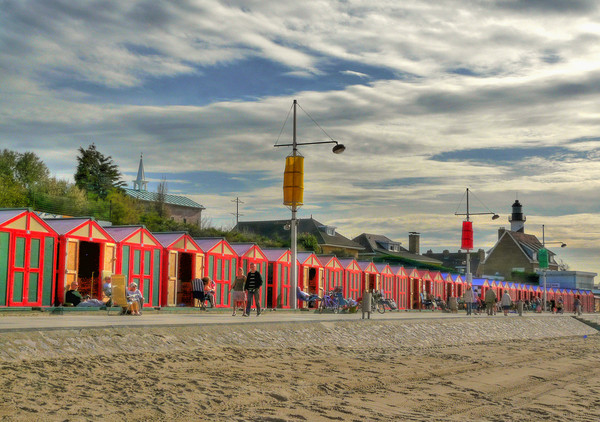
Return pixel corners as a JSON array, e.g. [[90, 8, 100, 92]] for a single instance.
[[371, 291, 398, 314], [318, 288, 341, 313]]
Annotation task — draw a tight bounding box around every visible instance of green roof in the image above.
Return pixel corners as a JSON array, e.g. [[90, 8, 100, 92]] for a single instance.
[[123, 188, 205, 209]]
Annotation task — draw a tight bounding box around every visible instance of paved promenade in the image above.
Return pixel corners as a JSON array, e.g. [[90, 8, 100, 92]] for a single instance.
[[0, 310, 597, 362]]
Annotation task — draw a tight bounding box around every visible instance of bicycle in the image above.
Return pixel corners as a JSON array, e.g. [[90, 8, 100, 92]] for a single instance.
[[371, 291, 397, 314], [318, 288, 341, 313]]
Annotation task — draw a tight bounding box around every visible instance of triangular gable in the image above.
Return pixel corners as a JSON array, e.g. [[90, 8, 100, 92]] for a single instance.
[[72, 225, 88, 237], [0, 209, 27, 226], [430, 271, 443, 282], [417, 270, 431, 280], [252, 245, 267, 261], [3, 211, 55, 235], [298, 253, 322, 267], [407, 268, 420, 278], [357, 261, 378, 273], [375, 263, 392, 275]]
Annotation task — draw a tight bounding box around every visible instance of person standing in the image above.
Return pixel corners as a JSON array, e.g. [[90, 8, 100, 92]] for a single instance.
[[484, 288, 496, 316], [574, 295, 582, 316], [244, 263, 263, 317], [463, 285, 474, 315], [231, 267, 246, 316], [501, 291, 512, 316]]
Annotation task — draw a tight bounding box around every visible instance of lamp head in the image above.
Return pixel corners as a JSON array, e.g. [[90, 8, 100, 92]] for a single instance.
[[492, 214, 500, 220], [560, 243, 567, 248], [332, 143, 346, 154]]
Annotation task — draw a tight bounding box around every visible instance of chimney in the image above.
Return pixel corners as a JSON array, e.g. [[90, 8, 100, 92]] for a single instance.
[[443, 249, 450, 257], [498, 227, 506, 239], [478, 248, 485, 261], [408, 232, 420, 255]]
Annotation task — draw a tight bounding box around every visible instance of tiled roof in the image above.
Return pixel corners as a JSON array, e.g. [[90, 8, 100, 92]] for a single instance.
[[262, 249, 289, 261], [123, 187, 205, 209], [234, 218, 364, 251], [230, 243, 254, 256], [103, 226, 141, 242], [153, 232, 188, 248], [354, 233, 442, 265]]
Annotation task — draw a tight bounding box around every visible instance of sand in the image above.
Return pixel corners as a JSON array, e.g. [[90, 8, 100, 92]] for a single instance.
[[0, 319, 599, 421]]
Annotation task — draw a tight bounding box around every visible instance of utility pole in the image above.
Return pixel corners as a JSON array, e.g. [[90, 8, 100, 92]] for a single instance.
[[231, 197, 244, 226]]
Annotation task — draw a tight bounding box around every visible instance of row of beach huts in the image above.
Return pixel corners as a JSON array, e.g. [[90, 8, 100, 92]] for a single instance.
[[0, 208, 595, 312]]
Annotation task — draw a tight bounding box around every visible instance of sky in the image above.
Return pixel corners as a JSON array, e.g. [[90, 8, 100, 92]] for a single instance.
[[2, 0, 600, 280]]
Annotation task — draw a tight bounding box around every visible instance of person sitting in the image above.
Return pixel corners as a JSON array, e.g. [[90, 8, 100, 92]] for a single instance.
[[192, 277, 206, 309], [203, 277, 216, 308], [102, 276, 112, 306], [65, 282, 83, 306], [297, 287, 320, 307], [126, 282, 144, 316]]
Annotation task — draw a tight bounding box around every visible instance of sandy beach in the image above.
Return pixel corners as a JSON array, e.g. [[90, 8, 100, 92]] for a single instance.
[[0, 315, 598, 421]]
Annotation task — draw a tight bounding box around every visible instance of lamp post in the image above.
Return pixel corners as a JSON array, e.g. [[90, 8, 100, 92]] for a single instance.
[[274, 99, 345, 309], [454, 188, 499, 284], [539, 224, 567, 312]]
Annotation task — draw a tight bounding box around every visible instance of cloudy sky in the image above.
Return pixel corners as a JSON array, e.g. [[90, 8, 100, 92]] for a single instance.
[[2, 0, 600, 277]]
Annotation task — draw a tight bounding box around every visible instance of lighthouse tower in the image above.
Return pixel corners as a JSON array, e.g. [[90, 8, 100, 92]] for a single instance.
[[508, 199, 526, 233]]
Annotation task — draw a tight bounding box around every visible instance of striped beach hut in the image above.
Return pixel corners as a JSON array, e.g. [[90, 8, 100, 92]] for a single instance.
[[264, 249, 291, 309], [231, 243, 268, 309], [104, 225, 162, 307], [339, 258, 362, 300], [153, 232, 204, 307], [357, 261, 379, 293], [375, 263, 394, 300], [0, 209, 57, 307], [390, 266, 409, 310], [194, 238, 237, 308], [45, 217, 116, 304], [297, 252, 324, 298], [320, 255, 344, 293]]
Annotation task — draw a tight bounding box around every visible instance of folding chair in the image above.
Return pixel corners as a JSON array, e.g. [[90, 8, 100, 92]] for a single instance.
[[107, 275, 132, 315]]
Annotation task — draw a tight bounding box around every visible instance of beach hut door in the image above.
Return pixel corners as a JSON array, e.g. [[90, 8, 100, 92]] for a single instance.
[[167, 251, 178, 306], [65, 239, 79, 291]]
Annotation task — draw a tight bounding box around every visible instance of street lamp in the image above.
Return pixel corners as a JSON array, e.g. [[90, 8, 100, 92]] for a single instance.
[[539, 224, 567, 312], [454, 188, 499, 284], [274, 99, 346, 309]]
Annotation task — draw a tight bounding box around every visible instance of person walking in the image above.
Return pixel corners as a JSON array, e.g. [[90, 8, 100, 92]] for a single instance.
[[484, 288, 497, 316], [574, 295, 583, 316], [244, 263, 263, 317], [501, 291, 512, 316], [463, 285, 474, 316], [231, 267, 246, 316]]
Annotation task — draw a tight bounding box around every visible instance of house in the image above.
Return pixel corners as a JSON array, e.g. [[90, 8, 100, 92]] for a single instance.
[[234, 217, 364, 258], [424, 249, 486, 276], [123, 155, 205, 225], [479, 200, 562, 279], [352, 232, 442, 266]]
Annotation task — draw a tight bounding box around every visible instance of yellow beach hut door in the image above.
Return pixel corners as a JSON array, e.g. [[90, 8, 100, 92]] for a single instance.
[[65, 239, 79, 294], [167, 251, 178, 306]]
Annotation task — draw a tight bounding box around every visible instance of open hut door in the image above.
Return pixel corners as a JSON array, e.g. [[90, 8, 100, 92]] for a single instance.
[[318, 268, 324, 294], [195, 254, 203, 278], [103, 243, 116, 278], [65, 239, 79, 293], [167, 251, 178, 306]]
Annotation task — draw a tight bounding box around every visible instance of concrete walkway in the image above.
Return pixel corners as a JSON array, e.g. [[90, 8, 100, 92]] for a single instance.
[[0, 308, 572, 332]]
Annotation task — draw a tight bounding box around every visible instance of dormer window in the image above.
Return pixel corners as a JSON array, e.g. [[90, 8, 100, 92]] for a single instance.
[[319, 225, 336, 236]]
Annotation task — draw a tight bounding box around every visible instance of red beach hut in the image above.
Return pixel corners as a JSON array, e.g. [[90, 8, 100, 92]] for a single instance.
[[390, 266, 409, 310], [320, 255, 344, 293], [45, 217, 117, 304], [264, 249, 291, 309], [231, 243, 269, 309], [375, 263, 394, 299], [153, 232, 204, 307], [358, 261, 379, 293], [0, 209, 57, 307], [194, 238, 238, 308], [339, 258, 362, 300], [103, 225, 162, 307], [297, 252, 324, 297]]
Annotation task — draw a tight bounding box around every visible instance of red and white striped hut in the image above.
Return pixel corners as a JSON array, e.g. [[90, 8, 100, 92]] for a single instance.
[[297, 252, 324, 301], [407, 268, 422, 309], [452, 273, 466, 298], [103, 225, 162, 307], [430, 271, 444, 300], [440, 273, 454, 301], [45, 217, 116, 304], [375, 263, 394, 299], [338, 258, 362, 300], [390, 266, 409, 310], [264, 249, 292, 309], [153, 232, 204, 307], [194, 238, 238, 308], [357, 261, 379, 293], [231, 243, 269, 309], [527, 285, 535, 302], [320, 255, 344, 293], [0, 209, 57, 307], [417, 270, 434, 298]]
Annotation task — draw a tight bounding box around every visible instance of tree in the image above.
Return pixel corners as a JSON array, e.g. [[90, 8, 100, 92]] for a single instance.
[[298, 233, 321, 253], [0, 149, 48, 189], [74, 144, 125, 199], [106, 190, 143, 225], [155, 176, 169, 218]]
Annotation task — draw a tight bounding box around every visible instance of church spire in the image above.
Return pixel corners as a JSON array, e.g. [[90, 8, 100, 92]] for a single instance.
[[133, 153, 148, 192]]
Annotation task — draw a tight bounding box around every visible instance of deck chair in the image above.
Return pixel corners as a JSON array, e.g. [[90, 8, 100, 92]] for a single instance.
[[107, 275, 132, 315]]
